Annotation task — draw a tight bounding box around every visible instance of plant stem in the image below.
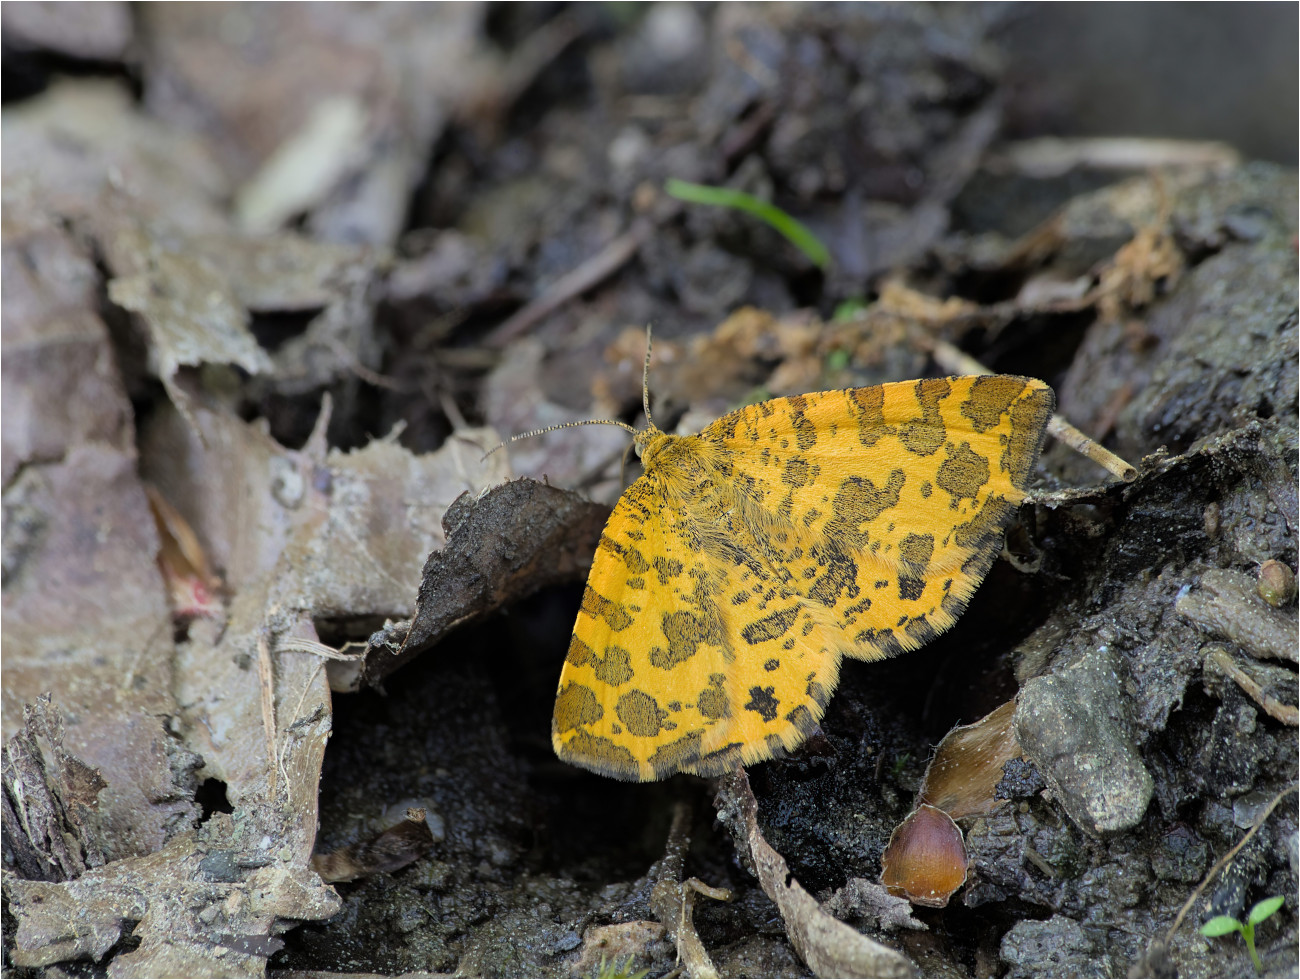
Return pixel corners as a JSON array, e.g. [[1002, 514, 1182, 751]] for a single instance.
[[1243, 922, 1262, 974]]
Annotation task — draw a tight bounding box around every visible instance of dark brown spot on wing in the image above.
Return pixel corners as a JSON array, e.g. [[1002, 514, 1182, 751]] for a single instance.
[[784, 704, 816, 735], [616, 689, 670, 737], [899, 378, 950, 456], [741, 605, 800, 644], [653, 555, 684, 585], [786, 394, 818, 450], [848, 386, 893, 448], [581, 586, 634, 631], [565, 635, 595, 667], [1005, 385, 1055, 488], [744, 685, 780, 722], [782, 457, 812, 488], [553, 683, 603, 733], [808, 548, 860, 606], [697, 673, 729, 720], [592, 645, 634, 686], [898, 532, 934, 571], [647, 730, 703, 778], [600, 534, 651, 574], [936, 441, 990, 502], [960, 375, 1028, 433], [826, 471, 905, 548], [898, 575, 926, 601], [559, 730, 639, 780], [650, 608, 715, 669]]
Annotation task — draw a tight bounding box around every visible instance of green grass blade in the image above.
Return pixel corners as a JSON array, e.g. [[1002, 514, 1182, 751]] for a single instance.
[[664, 179, 831, 270]]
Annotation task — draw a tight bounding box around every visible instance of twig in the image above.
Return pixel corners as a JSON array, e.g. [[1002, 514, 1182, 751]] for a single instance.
[[1205, 647, 1299, 726], [256, 633, 278, 795], [992, 136, 1240, 179], [650, 801, 730, 979], [324, 336, 407, 392], [485, 222, 650, 347], [275, 636, 366, 661], [929, 339, 1137, 483], [1163, 783, 1299, 945]]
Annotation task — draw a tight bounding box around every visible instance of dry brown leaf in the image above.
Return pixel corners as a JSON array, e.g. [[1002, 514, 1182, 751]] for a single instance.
[[716, 769, 917, 979]]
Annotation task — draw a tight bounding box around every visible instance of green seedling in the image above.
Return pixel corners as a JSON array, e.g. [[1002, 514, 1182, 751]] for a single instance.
[[891, 752, 912, 780], [825, 349, 850, 372], [831, 297, 868, 322], [664, 179, 832, 270], [595, 952, 648, 979], [1200, 895, 1286, 974]]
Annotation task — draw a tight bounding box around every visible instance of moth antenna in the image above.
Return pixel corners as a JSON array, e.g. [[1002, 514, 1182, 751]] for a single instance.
[[642, 323, 655, 427], [481, 418, 639, 462]]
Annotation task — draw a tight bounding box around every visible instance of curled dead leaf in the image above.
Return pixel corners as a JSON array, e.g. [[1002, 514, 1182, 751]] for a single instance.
[[918, 700, 1022, 821], [311, 807, 435, 884]]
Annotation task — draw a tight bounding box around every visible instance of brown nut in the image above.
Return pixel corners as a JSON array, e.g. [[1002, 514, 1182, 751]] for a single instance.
[[880, 803, 968, 908]]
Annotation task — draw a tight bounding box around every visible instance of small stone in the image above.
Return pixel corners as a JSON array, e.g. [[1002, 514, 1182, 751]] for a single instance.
[[1232, 789, 1274, 830], [1000, 914, 1112, 978], [1015, 647, 1154, 835], [1257, 560, 1296, 607]]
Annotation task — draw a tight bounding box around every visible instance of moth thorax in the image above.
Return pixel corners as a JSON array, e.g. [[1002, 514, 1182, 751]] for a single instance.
[[635, 428, 675, 467]]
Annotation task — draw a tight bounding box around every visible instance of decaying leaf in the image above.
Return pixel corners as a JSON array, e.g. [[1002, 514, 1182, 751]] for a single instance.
[[918, 700, 1022, 821], [2, 443, 197, 860], [6, 821, 341, 974], [715, 769, 917, 979], [1, 189, 135, 485], [1, 695, 107, 882], [311, 807, 435, 884], [352, 477, 609, 689]]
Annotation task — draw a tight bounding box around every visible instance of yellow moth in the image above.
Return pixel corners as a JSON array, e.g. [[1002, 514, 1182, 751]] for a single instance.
[[545, 354, 1054, 781]]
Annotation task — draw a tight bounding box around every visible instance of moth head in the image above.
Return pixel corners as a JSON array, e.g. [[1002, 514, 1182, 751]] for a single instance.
[[634, 426, 673, 467]]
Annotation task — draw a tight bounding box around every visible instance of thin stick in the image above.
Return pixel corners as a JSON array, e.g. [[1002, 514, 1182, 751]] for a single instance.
[[929, 339, 1137, 483], [485, 222, 650, 347], [1048, 416, 1138, 483], [256, 633, 278, 795], [1163, 783, 1298, 944], [275, 636, 365, 661], [1205, 647, 1299, 727]]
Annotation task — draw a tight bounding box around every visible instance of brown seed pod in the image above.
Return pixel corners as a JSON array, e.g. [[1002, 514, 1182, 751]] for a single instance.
[[918, 699, 1020, 821], [1257, 560, 1297, 607], [879, 803, 969, 908]]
